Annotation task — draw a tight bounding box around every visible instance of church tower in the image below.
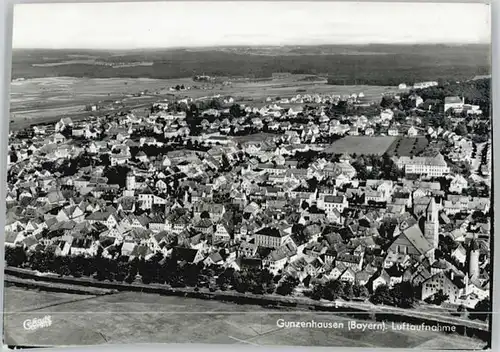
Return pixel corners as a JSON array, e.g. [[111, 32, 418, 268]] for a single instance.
[[424, 197, 439, 249], [467, 234, 480, 279]]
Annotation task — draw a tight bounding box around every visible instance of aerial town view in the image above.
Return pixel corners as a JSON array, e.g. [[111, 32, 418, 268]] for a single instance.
[[2, 1, 492, 350]]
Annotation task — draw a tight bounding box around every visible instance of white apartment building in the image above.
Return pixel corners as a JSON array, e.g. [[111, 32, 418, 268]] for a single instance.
[[323, 195, 349, 214], [254, 227, 291, 248]]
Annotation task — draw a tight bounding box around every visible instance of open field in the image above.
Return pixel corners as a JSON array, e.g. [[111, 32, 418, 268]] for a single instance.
[[324, 136, 398, 155], [3, 283, 98, 311], [9, 75, 394, 128], [10, 76, 189, 113], [3, 286, 486, 348], [386, 137, 431, 157]]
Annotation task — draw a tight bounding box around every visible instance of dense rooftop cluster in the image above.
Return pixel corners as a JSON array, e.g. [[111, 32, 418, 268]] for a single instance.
[[5, 82, 491, 315]]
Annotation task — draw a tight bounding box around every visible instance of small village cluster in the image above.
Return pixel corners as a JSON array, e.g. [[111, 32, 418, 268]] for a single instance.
[[4, 87, 491, 311]]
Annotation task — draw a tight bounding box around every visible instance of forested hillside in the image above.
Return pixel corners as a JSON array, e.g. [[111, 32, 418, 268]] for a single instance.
[[12, 45, 490, 85]]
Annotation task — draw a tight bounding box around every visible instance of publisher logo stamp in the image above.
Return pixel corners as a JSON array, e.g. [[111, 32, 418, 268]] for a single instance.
[[23, 315, 52, 331]]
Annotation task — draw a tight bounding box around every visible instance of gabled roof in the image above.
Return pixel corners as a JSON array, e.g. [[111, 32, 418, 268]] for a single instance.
[[340, 267, 356, 278], [355, 270, 373, 281], [150, 213, 165, 224], [386, 264, 405, 277], [5, 231, 18, 244], [173, 246, 199, 262], [86, 212, 111, 221], [306, 257, 325, 269], [452, 244, 466, 255], [336, 253, 361, 264], [376, 269, 391, 283], [208, 252, 224, 263], [154, 231, 173, 243], [195, 218, 213, 228], [132, 215, 151, 227], [323, 232, 343, 246], [431, 258, 449, 269], [401, 224, 433, 255], [324, 195, 345, 204], [365, 263, 379, 274], [130, 245, 152, 258], [256, 226, 286, 238]]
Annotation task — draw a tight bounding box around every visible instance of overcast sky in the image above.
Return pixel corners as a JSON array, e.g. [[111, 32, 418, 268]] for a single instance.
[[12, 2, 491, 49]]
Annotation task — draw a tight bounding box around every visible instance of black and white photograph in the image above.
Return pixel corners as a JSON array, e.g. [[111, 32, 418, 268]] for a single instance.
[[2, 1, 493, 350]]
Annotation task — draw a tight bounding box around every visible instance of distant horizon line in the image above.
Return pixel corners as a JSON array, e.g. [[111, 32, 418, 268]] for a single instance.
[[11, 42, 491, 51]]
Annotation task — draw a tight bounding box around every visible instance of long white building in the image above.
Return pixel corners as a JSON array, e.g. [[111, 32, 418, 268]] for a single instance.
[[413, 81, 438, 89], [396, 153, 450, 177]]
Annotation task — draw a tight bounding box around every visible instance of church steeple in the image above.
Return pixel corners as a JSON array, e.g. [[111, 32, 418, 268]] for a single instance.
[[426, 197, 437, 222], [424, 197, 439, 249], [467, 234, 480, 279]]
